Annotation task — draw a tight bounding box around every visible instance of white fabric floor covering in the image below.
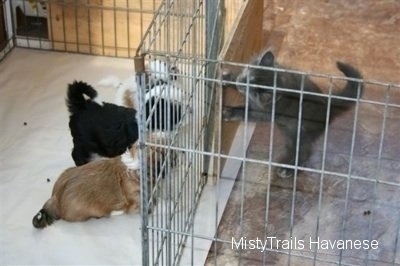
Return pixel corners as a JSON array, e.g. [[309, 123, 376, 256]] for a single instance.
[[0, 48, 143, 265], [0, 48, 240, 266]]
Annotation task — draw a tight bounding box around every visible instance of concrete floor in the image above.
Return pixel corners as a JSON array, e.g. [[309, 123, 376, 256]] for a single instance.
[[207, 0, 400, 265]]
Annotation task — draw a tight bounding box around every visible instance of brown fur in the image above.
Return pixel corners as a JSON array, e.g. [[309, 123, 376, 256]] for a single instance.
[[32, 139, 174, 229], [123, 89, 135, 108], [32, 149, 142, 228]]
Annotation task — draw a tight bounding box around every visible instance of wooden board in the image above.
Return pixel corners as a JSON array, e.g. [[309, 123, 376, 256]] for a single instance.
[[47, 0, 161, 57], [213, 0, 265, 175]]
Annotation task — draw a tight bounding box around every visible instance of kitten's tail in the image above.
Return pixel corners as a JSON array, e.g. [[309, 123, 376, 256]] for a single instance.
[[32, 208, 58, 229], [66, 81, 98, 115], [331, 62, 364, 116]]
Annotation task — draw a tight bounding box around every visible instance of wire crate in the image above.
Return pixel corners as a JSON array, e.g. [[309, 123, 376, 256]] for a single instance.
[[1, 0, 399, 265], [137, 1, 400, 265], [135, 1, 212, 264]]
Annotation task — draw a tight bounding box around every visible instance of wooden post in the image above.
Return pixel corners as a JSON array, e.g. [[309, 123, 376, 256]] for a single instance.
[[213, 0, 265, 179]]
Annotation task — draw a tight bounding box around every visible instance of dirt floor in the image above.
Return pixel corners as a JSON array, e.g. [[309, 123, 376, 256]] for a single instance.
[[206, 0, 400, 265]]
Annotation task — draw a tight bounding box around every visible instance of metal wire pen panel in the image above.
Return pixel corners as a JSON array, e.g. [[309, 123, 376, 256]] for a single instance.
[[134, 1, 255, 264], [4, 0, 161, 57], [47, 0, 161, 57], [136, 55, 210, 265], [135, 1, 210, 265], [136, 48, 400, 265], [0, 0, 243, 60], [204, 57, 400, 265], [137, 0, 205, 58], [0, 0, 14, 61]]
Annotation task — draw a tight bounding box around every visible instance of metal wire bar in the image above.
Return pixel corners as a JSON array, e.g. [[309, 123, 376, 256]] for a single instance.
[[287, 74, 305, 265], [262, 63, 279, 265], [237, 66, 251, 266], [313, 78, 334, 266], [137, 69, 150, 266], [338, 81, 363, 265], [365, 84, 391, 266]]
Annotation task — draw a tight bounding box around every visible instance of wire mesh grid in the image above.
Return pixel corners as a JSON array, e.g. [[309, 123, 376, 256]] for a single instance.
[[136, 47, 400, 265], [135, 1, 210, 265], [203, 59, 400, 265], [2, 0, 399, 265], [0, 0, 162, 60], [0, 0, 13, 61]]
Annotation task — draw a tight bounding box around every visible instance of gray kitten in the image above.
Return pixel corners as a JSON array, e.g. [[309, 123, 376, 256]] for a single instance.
[[222, 50, 363, 178]]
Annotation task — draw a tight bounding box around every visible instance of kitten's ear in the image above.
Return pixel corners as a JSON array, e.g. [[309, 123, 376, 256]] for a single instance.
[[259, 51, 275, 66]]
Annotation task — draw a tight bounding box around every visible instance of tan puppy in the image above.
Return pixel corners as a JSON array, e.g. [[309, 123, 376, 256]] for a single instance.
[[32, 147, 143, 229]]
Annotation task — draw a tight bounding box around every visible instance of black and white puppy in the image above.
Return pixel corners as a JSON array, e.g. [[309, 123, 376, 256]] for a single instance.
[[66, 81, 138, 166], [145, 84, 184, 131], [99, 59, 184, 132], [145, 60, 183, 131]]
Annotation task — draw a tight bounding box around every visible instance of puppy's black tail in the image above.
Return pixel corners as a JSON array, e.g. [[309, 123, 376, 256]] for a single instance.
[[331, 62, 364, 118], [66, 81, 98, 114], [32, 208, 57, 229]]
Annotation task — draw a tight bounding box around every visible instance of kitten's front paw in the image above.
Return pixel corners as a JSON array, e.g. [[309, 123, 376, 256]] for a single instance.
[[222, 107, 237, 121], [276, 167, 294, 179], [220, 70, 236, 88]]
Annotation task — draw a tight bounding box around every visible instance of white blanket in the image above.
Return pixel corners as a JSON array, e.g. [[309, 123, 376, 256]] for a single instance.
[[0, 48, 143, 265]]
